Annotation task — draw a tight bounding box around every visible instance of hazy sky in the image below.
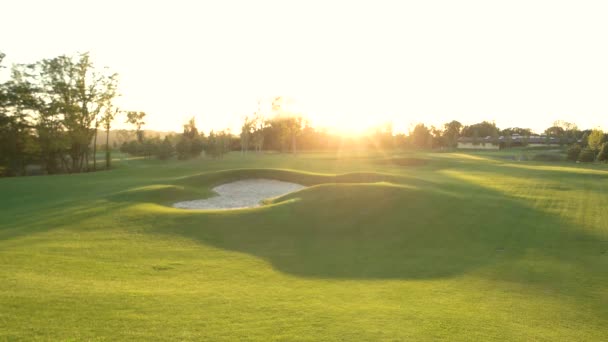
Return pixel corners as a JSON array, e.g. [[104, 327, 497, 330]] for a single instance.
[[2, 0, 608, 134]]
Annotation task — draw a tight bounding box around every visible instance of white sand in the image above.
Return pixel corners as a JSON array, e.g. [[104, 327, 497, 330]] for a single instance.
[[173, 179, 305, 210]]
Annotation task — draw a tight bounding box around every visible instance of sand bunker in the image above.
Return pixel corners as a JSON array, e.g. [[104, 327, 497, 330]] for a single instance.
[[173, 179, 305, 210]]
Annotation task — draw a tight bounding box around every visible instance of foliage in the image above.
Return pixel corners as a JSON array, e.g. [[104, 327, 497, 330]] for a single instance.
[[587, 129, 605, 151], [596, 142, 608, 162], [501, 127, 533, 137], [0, 52, 118, 175], [157, 136, 175, 160], [205, 130, 232, 158], [577, 147, 597, 162], [176, 117, 204, 160], [442, 120, 462, 148], [410, 123, 432, 149], [461, 121, 499, 138], [125, 111, 146, 143], [566, 144, 582, 161]]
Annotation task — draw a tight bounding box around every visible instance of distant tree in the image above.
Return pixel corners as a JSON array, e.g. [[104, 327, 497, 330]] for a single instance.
[[430, 125, 443, 149], [175, 138, 191, 160], [580, 131, 590, 147], [411, 123, 432, 149], [101, 107, 119, 169], [566, 144, 582, 161], [176, 117, 203, 159], [205, 129, 232, 158], [0, 61, 38, 175], [544, 126, 565, 137], [461, 121, 499, 138], [546, 121, 579, 145], [578, 148, 597, 162], [501, 127, 533, 137], [126, 111, 146, 143], [268, 97, 303, 154], [442, 120, 462, 148], [240, 115, 253, 154], [597, 142, 608, 162], [157, 136, 174, 160], [251, 111, 266, 153], [587, 129, 605, 152]]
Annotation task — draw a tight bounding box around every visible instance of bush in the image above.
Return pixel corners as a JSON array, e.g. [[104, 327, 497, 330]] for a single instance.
[[566, 144, 582, 161], [578, 148, 597, 162], [597, 142, 608, 162], [157, 137, 174, 160], [176, 138, 192, 160], [532, 153, 563, 162]]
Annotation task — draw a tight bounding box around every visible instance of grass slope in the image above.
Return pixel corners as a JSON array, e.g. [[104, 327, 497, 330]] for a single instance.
[[1, 151, 607, 341]]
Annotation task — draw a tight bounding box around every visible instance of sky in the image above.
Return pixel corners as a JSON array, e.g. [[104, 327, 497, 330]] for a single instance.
[[1, 0, 608, 134]]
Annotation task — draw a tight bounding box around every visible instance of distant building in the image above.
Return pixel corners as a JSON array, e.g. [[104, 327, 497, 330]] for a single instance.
[[457, 134, 563, 150]]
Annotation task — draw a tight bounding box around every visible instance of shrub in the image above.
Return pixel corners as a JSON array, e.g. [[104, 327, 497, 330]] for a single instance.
[[578, 148, 597, 162], [566, 145, 582, 161], [597, 142, 608, 162], [175, 138, 192, 160], [157, 137, 174, 160], [532, 153, 563, 162]]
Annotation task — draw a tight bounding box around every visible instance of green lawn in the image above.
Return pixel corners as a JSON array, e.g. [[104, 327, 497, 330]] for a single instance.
[[1, 151, 607, 341]]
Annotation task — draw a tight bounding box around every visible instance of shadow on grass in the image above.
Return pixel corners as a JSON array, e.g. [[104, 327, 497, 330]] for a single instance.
[[136, 175, 608, 318], [142, 179, 607, 282]]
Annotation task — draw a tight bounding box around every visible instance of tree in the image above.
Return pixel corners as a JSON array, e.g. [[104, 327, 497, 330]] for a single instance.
[[286, 116, 303, 155], [587, 129, 605, 152], [101, 107, 119, 168], [410, 123, 432, 149], [126, 111, 146, 143], [442, 120, 462, 148], [501, 127, 532, 137], [40, 53, 117, 172], [430, 125, 443, 149], [578, 148, 596, 162], [461, 121, 499, 138], [566, 144, 582, 161], [545, 121, 579, 145], [544, 126, 565, 137], [176, 117, 204, 159], [268, 96, 302, 154], [205, 129, 231, 158], [240, 115, 253, 154], [0, 61, 38, 175], [157, 136, 174, 160], [0, 52, 118, 176], [251, 112, 266, 153], [597, 142, 608, 162]]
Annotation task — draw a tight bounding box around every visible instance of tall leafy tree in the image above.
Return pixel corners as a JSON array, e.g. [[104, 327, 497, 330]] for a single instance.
[[411, 123, 432, 149], [126, 111, 146, 143], [461, 121, 499, 138], [587, 129, 605, 152], [1, 60, 39, 175], [240, 115, 254, 154], [442, 120, 462, 148], [101, 107, 119, 168], [24, 53, 118, 172]]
